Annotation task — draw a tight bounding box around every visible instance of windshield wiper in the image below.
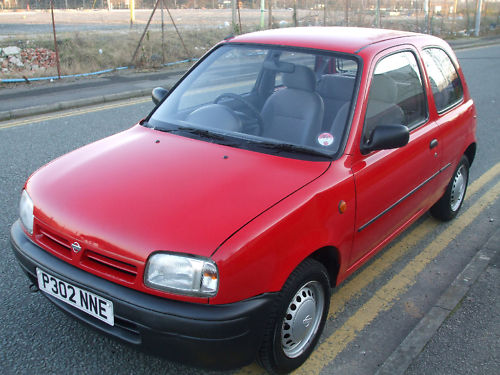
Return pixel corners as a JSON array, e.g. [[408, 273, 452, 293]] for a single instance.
[[140, 119, 154, 128], [157, 125, 241, 147], [177, 126, 228, 140], [151, 123, 329, 157], [256, 141, 332, 158]]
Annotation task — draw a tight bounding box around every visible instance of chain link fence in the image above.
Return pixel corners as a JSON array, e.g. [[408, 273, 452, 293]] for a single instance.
[[1, 1, 499, 79], [2, 1, 499, 37]]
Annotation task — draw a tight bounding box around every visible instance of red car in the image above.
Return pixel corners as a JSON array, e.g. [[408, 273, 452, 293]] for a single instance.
[[11, 27, 476, 373]]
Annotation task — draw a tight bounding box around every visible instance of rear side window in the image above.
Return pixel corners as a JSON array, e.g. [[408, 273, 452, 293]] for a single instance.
[[422, 48, 464, 113], [364, 51, 427, 143]]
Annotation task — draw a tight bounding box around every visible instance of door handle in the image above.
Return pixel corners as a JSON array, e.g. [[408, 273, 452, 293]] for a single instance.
[[430, 139, 438, 149]]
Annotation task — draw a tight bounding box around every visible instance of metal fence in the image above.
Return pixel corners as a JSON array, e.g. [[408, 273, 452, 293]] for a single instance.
[[1, 1, 499, 37], [1, 1, 499, 80]]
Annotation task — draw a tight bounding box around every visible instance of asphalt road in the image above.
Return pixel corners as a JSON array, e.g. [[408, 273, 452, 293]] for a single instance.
[[0, 44, 499, 375]]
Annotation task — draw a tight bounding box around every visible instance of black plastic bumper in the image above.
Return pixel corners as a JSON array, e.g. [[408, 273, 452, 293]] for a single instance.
[[10, 220, 276, 370]]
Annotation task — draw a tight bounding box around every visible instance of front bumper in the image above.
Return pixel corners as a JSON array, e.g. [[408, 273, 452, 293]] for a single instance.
[[10, 220, 275, 370]]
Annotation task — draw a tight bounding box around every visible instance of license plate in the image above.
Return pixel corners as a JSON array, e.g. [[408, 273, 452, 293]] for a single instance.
[[36, 268, 114, 326]]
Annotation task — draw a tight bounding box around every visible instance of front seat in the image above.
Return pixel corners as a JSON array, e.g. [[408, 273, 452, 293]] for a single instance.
[[364, 74, 405, 143], [261, 65, 324, 145], [317, 74, 355, 132]]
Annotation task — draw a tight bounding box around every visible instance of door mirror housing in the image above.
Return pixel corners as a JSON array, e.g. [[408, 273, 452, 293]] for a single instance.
[[152, 87, 169, 106], [361, 125, 409, 154]]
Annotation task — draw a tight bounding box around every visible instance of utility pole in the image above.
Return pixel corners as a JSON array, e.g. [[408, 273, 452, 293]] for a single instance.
[[474, 0, 483, 36], [345, 0, 349, 26], [424, 0, 432, 33], [376, 0, 380, 28], [293, 1, 298, 27], [232, 0, 237, 30], [268, 0, 273, 29], [130, 0, 161, 65], [237, 0, 242, 33], [415, 0, 419, 31], [260, 0, 265, 29], [453, 0, 458, 32], [424, 0, 429, 32], [50, 0, 61, 79], [130, 0, 135, 27], [161, 0, 165, 64], [323, 0, 327, 26]]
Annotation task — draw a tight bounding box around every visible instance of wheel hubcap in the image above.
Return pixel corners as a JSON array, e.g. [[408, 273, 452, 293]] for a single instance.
[[450, 164, 467, 212], [281, 281, 325, 358]]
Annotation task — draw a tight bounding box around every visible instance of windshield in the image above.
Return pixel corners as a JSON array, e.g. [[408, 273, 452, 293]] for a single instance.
[[149, 44, 359, 159]]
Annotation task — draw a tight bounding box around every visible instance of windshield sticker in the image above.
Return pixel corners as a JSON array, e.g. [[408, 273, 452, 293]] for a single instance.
[[317, 133, 334, 146]]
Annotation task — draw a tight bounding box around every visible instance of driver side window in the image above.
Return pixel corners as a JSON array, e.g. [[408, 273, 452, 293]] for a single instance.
[[178, 48, 266, 111], [363, 51, 427, 143]]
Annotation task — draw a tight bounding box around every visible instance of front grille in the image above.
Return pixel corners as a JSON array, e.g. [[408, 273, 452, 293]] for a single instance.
[[37, 227, 72, 260], [35, 221, 139, 285], [81, 249, 138, 284]]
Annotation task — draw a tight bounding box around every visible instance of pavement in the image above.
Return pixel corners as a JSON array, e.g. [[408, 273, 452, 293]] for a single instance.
[[405, 240, 500, 375], [1, 33, 499, 374], [378, 228, 500, 375], [1, 33, 500, 122], [0, 68, 185, 121]]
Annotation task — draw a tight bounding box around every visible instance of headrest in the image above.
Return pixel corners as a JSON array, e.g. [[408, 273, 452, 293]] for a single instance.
[[283, 65, 316, 92], [317, 75, 355, 101], [369, 75, 398, 103]]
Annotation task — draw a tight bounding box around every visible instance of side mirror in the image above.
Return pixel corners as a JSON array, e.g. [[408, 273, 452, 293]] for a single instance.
[[361, 125, 409, 154], [152, 87, 169, 106]]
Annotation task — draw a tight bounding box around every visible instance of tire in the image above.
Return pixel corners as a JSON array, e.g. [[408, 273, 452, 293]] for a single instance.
[[258, 258, 330, 374], [430, 155, 470, 221]]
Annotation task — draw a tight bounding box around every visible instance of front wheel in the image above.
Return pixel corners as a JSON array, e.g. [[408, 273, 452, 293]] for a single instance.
[[258, 258, 330, 374], [431, 155, 470, 221]]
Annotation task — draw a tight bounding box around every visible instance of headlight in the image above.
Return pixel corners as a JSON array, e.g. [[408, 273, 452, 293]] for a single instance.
[[144, 252, 218, 297], [19, 190, 34, 235]]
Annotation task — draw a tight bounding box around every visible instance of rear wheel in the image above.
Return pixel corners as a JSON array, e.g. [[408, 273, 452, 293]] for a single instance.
[[258, 258, 330, 374], [431, 155, 470, 221]]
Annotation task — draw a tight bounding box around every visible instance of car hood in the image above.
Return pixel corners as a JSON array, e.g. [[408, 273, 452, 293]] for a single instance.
[[28, 125, 329, 261]]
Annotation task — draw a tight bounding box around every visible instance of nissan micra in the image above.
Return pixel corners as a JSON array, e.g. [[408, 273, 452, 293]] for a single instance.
[[11, 27, 476, 373]]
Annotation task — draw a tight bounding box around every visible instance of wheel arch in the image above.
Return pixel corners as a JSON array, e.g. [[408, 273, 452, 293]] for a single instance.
[[464, 142, 476, 166], [309, 246, 341, 288]]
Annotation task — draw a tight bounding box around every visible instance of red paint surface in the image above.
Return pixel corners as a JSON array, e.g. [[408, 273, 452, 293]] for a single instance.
[[27, 125, 328, 302], [23, 28, 477, 304]]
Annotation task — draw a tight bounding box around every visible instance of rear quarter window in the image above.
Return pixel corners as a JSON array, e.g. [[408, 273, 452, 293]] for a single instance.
[[421, 48, 464, 113]]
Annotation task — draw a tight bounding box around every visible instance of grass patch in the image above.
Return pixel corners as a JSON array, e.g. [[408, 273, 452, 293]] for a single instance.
[[1, 27, 233, 78]]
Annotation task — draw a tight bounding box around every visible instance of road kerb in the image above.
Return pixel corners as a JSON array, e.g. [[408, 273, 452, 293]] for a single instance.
[[375, 227, 500, 375], [0, 88, 152, 122], [450, 38, 500, 51]]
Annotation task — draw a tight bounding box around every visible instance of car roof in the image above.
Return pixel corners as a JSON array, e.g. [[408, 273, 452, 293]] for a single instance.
[[227, 27, 424, 54]]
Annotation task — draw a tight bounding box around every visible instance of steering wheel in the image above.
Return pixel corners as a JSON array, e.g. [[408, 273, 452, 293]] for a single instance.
[[214, 93, 264, 135]]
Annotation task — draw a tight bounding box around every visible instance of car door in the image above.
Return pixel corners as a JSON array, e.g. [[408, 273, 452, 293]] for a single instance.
[[349, 47, 446, 267]]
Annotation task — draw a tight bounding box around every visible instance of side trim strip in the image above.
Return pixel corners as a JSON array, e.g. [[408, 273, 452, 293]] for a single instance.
[[358, 163, 452, 232]]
